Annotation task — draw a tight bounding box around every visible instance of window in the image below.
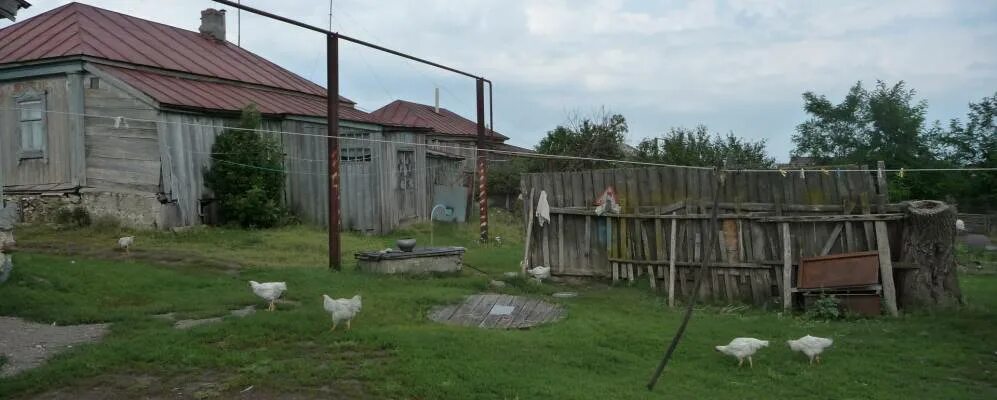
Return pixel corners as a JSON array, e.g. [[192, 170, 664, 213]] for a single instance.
[[89, 77, 100, 89], [341, 147, 372, 162], [16, 90, 46, 160]]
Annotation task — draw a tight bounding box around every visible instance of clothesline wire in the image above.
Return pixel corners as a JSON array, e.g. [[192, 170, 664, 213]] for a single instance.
[[3, 106, 996, 174], [1, 106, 709, 170]]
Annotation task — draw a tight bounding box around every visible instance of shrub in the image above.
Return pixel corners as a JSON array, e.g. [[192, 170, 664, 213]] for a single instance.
[[204, 105, 288, 228], [53, 207, 91, 228], [804, 293, 842, 320]]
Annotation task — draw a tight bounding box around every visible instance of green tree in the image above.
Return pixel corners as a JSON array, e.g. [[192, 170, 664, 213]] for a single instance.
[[791, 80, 952, 200], [634, 125, 774, 168], [204, 105, 288, 228], [932, 93, 997, 211], [534, 110, 628, 171]]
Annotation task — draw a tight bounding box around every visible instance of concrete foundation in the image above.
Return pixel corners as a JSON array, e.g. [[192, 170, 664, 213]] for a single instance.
[[356, 247, 465, 274]]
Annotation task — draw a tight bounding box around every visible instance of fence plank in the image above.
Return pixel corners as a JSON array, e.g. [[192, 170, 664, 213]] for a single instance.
[[875, 221, 900, 317], [782, 222, 793, 311], [668, 215, 678, 307]]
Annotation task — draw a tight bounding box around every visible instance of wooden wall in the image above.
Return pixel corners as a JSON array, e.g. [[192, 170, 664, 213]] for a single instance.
[[84, 72, 160, 193], [521, 166, 902, 305], [0, 76, 73, 187], [281, 119, 382, 233]]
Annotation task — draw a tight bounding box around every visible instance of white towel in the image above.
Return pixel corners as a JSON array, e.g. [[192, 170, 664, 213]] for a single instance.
[[535, 190, 550, 227]]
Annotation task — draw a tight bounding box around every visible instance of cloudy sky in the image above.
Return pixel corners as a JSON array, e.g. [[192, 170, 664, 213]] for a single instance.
[[5, 1, 996, 160]]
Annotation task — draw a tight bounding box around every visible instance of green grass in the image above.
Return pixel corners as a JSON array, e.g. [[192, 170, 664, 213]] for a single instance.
[[1, 212, 996, 398]]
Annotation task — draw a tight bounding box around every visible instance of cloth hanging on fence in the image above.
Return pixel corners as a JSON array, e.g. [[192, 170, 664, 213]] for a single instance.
[[535, 190, 550, 227], [594, 186, 621, 216]]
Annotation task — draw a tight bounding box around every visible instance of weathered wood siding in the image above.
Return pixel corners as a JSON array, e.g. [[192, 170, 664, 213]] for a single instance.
[[83, 72, 160, 193], [0, 76, 73, 186], [376, 130, 429, 232], [281, 119, 382, 233], [522, 167, 902, 305], [428, 136, 476, 172]]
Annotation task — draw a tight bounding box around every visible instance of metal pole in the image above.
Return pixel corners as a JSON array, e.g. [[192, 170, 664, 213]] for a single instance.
[[212, 0, 484, 80], [476, 79, 488, 242], [328, 34, 341, 270]]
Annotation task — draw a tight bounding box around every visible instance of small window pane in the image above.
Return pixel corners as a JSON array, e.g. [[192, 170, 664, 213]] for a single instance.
[[31, 121, 44, 151], [19, 100, 42, 121]]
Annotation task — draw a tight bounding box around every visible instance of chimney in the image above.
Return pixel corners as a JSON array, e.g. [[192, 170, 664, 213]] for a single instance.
[[434, 87, 440, 114], [199, 8, 226, 42]]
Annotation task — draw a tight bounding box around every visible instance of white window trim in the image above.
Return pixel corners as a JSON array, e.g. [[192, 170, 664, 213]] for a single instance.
[[14, 89, 47, 162]]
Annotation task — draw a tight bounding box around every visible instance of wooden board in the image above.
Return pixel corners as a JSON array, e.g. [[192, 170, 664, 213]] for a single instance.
[[430, 294, 566, 329]]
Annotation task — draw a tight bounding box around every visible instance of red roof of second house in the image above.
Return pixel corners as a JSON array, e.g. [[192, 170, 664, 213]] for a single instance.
[[372, 100, 509, 140]]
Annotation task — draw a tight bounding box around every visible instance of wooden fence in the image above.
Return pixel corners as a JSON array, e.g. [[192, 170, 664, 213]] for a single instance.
[[521, 163, 906, 311]]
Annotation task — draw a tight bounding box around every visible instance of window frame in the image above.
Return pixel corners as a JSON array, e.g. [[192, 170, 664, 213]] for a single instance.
[[14, 89, 47, 161]]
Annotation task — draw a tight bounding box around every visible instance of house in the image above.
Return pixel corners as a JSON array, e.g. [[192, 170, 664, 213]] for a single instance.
[[0, 2, 463, 233], [372, 99, 535, 171]]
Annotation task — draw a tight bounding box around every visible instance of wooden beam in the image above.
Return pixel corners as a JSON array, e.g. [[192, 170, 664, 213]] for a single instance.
[[520, 188, 535, 274], [819, 223, 844, 256], [557, 214, 564, 274], [782, 222, 792, 311], [874, 221, 900, 317], [640, 223, 655, 289], [755, 214, 904, 223], [668, 215, 678, 307]]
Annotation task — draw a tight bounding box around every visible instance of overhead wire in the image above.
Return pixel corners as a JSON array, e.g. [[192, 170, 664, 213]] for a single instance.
[[0, 106, 714, 170], [3, 106, 995, 174]]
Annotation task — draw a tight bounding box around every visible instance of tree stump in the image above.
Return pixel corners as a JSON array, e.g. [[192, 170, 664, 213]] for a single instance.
[[898, 200, 962, 308]]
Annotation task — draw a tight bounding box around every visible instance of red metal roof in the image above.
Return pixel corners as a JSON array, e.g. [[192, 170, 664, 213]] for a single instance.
[[101, 65, 380, 123], [371, 100, 508, 140], [0, 2, 353, 104]]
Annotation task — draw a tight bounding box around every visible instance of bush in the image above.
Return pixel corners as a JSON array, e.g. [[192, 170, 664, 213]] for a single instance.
[[53, 207, 91, 228], [204, 105, 288, 228], [804, 293, 842, 320]]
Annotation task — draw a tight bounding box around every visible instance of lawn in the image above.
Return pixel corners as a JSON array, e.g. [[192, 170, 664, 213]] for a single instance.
[[1, 211, 995, 399]]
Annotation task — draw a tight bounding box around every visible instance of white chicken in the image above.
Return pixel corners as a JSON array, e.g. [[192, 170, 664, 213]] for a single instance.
[[249, 281, 287, 312], [956, 219, 966, 233], [323, 294, 362, 331], [715, 337, 769, 367], [117, 236, 135, 254], [527, 266, 551, 284], [787, 335, 834, 365]]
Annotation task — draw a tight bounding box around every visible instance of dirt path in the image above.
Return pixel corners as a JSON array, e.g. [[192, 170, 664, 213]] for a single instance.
[[0, 317, 109, 377]]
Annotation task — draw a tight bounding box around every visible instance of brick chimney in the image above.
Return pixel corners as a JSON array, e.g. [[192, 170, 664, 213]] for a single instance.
[[199, 8, 226, 42]]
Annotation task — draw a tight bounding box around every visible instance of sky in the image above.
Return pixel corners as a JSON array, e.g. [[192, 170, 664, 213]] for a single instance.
[[4, 0, 996, 160]]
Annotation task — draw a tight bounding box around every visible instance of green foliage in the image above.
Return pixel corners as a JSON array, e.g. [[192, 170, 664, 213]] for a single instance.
[[791, 80, 966, 202], [204, 105, 288, 228], [534, 110, 628, 171], [53, 207, 91, 229], [635, 125, 775, 168], [804, 293, 842, 320], [931, 93, 997, 211], [486, 158, 530, 195]]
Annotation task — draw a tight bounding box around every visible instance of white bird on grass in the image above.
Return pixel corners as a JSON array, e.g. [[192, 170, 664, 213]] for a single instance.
[[249, 281, 287, 311], [715, 337, 769, 367], [527, 266, 551, 284], [117, 236, 134, 254], [787, 335, 834, 365], [323, 294, 362, 331]]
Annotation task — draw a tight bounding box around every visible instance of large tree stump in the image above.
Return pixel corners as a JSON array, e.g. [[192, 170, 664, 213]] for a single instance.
[[898, 200, 962, 308]]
